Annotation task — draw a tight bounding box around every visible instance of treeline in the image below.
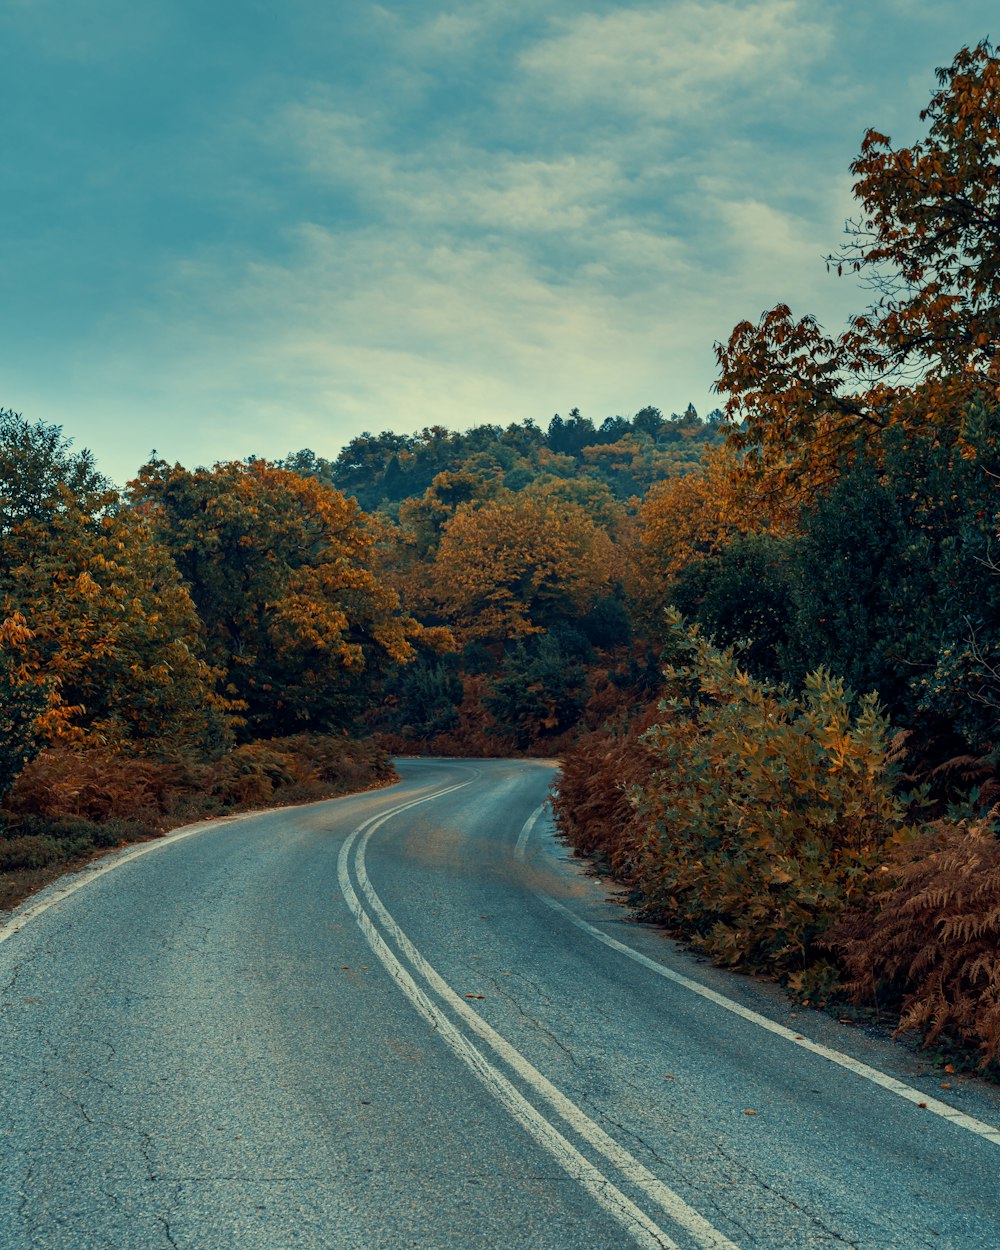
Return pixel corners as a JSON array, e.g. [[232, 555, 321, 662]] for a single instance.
[[556, 41, 1000, 1067], [283, 403, 723, 757], [0, 421, 410, 907], [0, 399, 717, 905], [282, 403, 723, 511]]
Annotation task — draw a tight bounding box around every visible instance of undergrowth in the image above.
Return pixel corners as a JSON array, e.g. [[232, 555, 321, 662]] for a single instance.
[[0, 734, 394, 912]]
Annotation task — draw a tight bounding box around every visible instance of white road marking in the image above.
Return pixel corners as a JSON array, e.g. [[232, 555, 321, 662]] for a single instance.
[[342, 785, 742, 1250], [0, 814, 237, 946], [339, 833, 682, 1249], [514, 802, 547, 859], [0, 776, 435, 947], [518, 804, 1000, 1147]]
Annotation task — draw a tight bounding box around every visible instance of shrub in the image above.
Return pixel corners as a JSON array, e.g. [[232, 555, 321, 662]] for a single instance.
[[555, 612, 913, 990], [7, 747, 202, 823], [550, 702, 662, 869], [209, 742, 298, 806], [0, 835, 69, 871]]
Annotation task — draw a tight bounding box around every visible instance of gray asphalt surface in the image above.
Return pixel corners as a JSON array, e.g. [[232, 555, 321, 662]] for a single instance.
[[2, 757, 1000, 1249]]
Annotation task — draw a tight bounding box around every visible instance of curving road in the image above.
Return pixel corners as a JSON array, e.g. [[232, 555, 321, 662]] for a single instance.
[[2, 758, 999, 1249]]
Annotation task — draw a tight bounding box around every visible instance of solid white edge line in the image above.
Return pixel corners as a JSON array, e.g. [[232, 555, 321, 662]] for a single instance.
[[519, 807, 1000, 1147], [0, 813, 241, 946], [337, 821, 680, 1250], [514, 802, 547, 859], [351, 798, 741, 1250]]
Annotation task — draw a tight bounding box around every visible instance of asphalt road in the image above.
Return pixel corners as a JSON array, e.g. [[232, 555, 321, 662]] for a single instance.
[[2, 757, 1000, 1249]]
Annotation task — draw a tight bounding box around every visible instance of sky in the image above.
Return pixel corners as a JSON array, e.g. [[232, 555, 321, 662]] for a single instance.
[[1, 1, 996, 486]]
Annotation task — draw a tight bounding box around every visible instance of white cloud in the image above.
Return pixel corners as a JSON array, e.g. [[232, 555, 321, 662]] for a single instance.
[[517, 1, 834, 122]]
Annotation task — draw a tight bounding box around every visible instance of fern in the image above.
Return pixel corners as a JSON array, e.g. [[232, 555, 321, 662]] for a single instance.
[[830, 822, 1000, 1064]]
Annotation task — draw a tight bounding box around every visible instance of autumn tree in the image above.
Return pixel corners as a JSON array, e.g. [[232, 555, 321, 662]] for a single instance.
[[130, 459, 428, 736], [428, 494, 614, 643], [716, 41, 1000, 514], [0, 614, 50, 795], [0, 415, 225, 754], [628, 446, 777, 637], [4, 498, 230, 751]]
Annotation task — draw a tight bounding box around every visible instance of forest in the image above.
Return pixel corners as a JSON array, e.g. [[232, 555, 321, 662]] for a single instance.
[[3, 42, 1000, 1069]]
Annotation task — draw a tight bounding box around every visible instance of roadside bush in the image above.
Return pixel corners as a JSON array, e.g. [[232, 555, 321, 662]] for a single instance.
[[0, 835, 71, 871], [0, 733, 395, 911], [632, 614, 912, 985], [830, 821, 1000, 1065], [209, 742, 298, 806], [7, 748, 201, 824], [284, 733, 394, 787], [555, 612, 913, 992], [550, 701, 662, 869]]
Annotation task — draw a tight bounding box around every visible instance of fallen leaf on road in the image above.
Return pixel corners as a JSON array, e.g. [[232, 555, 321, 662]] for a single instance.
[[944, 1064, 955, 1073], [662, 1074, 676, 1080], [940, 1083, 953, 1089], [464, 994, 486, 1000], [917, 1101, 928, 1108], [744, 1109, 758, 1116]]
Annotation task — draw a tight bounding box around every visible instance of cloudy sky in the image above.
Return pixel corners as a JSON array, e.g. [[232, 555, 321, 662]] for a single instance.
[[2, 1, 995, 484]]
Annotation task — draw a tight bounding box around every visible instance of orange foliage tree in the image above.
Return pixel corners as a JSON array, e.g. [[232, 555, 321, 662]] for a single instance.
[[428, 494, 614, 643], [4, 495, 230, 751], [0, 411, 226, 755], [716, 41, 1000, 514], [129, 459, 428, 736], [628, 447, 776, 635]]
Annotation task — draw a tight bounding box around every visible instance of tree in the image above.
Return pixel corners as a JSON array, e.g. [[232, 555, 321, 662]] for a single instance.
[[0, 615, 50, 795], [670, 534, 795, 683], [629, 447, 774, 638], [4, 497, 230, 751], [0, 414, 226, 755], [380, 654, 463, 740], [428, 494, 613, 642], [715, 41, 1000, 515], [0, 410, 109, 541], [485, 634, 586, 749], [130, 459, 428, 737]]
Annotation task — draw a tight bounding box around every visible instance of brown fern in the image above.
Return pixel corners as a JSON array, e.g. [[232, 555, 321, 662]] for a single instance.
[[830, 823, 1000, 1064]]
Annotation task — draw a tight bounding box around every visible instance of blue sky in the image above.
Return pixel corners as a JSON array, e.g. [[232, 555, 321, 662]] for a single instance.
[[2, 1, 995, 485]]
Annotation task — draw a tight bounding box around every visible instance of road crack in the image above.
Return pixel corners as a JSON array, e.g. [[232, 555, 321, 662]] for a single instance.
[[481, 970, 582, 1069], [713, 1141, 864, 1249]]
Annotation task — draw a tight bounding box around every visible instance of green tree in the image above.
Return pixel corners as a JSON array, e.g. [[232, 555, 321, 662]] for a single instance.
[[485, 634, 585, 749], [671, 534, 795, 683]]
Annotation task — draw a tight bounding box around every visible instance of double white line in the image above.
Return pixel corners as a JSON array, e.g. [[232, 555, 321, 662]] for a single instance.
[[337, 779, 741, 1250]]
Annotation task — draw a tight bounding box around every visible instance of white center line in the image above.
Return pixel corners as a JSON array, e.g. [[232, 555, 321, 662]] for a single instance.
[[340, 782, 742, 1250]]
